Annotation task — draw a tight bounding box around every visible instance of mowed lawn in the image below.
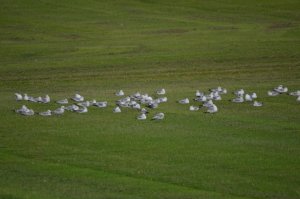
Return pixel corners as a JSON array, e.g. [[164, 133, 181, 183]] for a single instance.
[[1, 0, 300, 198]]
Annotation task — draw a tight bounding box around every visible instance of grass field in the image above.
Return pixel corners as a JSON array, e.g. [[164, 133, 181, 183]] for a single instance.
[[1, 0, 300, 198]]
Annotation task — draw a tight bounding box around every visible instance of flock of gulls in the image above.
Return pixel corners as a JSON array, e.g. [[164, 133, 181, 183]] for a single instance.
[[14, 85, 299, 120]]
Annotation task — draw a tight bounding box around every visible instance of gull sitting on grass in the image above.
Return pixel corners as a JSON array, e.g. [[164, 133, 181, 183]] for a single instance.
[[245, 94, 252, 101], [77, 101, 91, 107], [195, 95, 207, 102], [113, 106, 121, 113], [65, 104, 79, 111], [297, 96, 300, 102], [152, 112, 164, 120], [15, 105, 34, 116], [189, 105, 199, 111], [232, 96, 244, 103], [268, 90, 279, 96], [53, 106, 65, 115], [137, 113, 147, 120], [195, 90, 204, 97], [15, 93, 22, 101], [206, 104, 218, 113], [94, 101, 108, 108], [56, 99, 68, 104], [140, 108, 149, 114], [253, 101, 263, 107], [178, 98, 189, 104], [15, 105, 29, 114], [39, 110, 52, 116], [203, 100, 214, 108], [72, 94, 84, 102], [156, 88, 166, 95], [274, 85, 288, 93], [41, 95, 50, 103], [289, 90, 300, 96], [234, 89, 245, 96], [251, 93, 257, 99], [116, 90, 124, 96], [76, 106, 88, 113], [23, 93, 29, 101]]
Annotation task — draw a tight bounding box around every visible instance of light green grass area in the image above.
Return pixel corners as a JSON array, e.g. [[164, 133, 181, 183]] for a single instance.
[[0, 0, 300, 198]]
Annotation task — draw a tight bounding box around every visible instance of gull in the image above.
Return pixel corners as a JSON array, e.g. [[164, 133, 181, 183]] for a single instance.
[[72, 94, 84, 102], [140, 108, 149, 114], [253, 101, 263, 107], [16, 106, 34, 116], [289, 90, 300, 96], [195, 90, 204, 97], [152, 112, 164, 120], [232, 96, 244, 103], [90, 99, 97, 105], [132, 103, 141, 109], [203, 100, 214, 108], [158, 97, 168, 103], [21, 109, 34, 116], [137, 113, 147, 120], [57, 99, 68, 104], [113, 106, 121, 113], [76, 106, 88, 113], [94, 101, 108, 108], [147, 102, 158, 109], [178, 98, 189, 104], [41, 95, 50, 103], [53, 106, 65, 115], [23, 93, 29, 101], [15, 105, 29, 113], [65, 104, 79, 111], [274, 85, 288, 93], [297, 96, 300, 102], [189, 105, 199, 111], [206, 93, 214, 100], [157, 88, 166, 95], [245, 94, 252, 101], [213, 92, 222, 101], [234, 89, 245, 96], [116, 90, 124, 96], [28, 96, 39, 103], [268, 90, 279, 96], [39, 110, 51, 116], [251, 93, 257, 99], [194, 95, 207, 102], [15, 93, 23, 101], [206, 104, 218, 113], [77, 101, 91, 107], [219, 88, 227, 95]]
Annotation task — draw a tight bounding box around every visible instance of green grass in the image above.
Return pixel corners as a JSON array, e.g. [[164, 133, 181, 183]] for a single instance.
[[1, 0, 300, 198]]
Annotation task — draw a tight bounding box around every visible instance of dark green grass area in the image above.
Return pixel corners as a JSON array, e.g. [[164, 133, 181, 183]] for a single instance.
[[0, 0, 300, 198]]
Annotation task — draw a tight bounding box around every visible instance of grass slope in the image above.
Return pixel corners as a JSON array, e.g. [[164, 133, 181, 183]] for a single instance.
[[0, 0, 300, 198]]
